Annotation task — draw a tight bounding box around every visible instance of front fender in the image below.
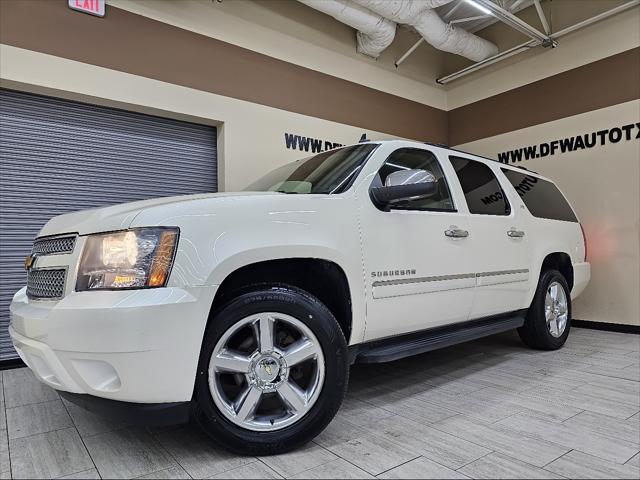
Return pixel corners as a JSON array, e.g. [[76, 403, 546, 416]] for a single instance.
[[133, 194, 367, 343], [203, 244, 366, 344], [203, 245, 350, 286]]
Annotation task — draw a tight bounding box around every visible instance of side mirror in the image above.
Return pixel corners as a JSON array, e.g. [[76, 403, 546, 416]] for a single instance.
[[371, 169, 438, 210]]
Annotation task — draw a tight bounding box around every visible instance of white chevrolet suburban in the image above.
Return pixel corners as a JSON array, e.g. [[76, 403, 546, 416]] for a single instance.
[[10, 140, 590, 454]]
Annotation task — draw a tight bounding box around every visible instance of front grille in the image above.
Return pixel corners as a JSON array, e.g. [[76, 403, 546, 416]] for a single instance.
[[32, 236, 76, 256], [27, 268, 67, 299]]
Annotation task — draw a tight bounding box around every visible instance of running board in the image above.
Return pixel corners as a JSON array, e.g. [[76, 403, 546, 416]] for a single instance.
[[352, 311, 526, 364]]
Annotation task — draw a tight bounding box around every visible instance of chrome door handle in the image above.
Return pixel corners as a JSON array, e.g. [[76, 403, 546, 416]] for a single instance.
[[445, 227, 469, 238], [507, 229, 525, 238]]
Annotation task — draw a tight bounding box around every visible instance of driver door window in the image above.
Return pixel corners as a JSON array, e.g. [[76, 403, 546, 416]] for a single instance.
[[373, 148, 455, 211]]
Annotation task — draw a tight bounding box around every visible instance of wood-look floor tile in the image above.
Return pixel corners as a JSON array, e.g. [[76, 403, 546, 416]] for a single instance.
[[545, 450, 640, 479], [378, 456, 469, 479], [323, 433, 419, 476], [361, 415, 490, 470], [2, 370, 58, 409], [6, 400, 72, 440], [432, 415, 568, 468], [458, 452, 564, 479], [9, 428, 93, 479], [83, 426, 176, 479], [155, 425, 254, 478]]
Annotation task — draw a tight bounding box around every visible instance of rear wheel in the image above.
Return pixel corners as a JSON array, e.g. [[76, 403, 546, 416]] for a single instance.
[[192, 285, 348, 455], [518, 269, 571, 350]]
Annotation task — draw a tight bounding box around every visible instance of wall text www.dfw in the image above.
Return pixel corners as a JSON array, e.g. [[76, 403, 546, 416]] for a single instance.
[[284, 133, 344, 153], [497, 123, 640, 164]]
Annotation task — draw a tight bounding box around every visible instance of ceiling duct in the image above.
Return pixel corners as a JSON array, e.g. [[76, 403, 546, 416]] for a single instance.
[[298, 0, 396, 58], [352, 0, 499, 61]]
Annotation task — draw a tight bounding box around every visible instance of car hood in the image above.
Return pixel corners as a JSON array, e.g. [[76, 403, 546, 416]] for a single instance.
[[38, 192, 280, 237]]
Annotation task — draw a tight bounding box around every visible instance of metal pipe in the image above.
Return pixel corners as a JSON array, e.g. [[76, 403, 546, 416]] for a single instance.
[[551, 0, 639, 38], [450, 14, 490, 25], [533, 0, 550, 34], [395, 38, 425, 67], [509, 0, 528, 12], [437, 40, 537, 84], [472, 0, 552, 44], [436, 0, 639, 84]]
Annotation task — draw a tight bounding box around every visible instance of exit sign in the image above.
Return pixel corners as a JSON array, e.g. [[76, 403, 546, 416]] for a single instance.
[[68, 0, 105, 17]]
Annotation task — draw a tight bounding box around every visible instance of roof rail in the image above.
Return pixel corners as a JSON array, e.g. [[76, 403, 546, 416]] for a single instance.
[[424, 143, 501, 164], [512, 165, 537, 173], [423, 142, 449, 148], [423, 142, 538, 174]]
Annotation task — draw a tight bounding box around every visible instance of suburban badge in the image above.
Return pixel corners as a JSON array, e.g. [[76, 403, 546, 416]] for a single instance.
[[371, 269, 417, 278]]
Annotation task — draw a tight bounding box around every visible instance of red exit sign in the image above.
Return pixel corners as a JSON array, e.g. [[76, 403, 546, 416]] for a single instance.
[[68, 0, 105, 17]]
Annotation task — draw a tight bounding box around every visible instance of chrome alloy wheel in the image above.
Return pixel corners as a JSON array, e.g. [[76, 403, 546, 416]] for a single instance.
[[208, 312, 325, 432], [545, 281, 568, 338]]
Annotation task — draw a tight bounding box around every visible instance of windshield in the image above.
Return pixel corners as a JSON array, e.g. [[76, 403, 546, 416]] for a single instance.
[[246, 143, 379, 194]]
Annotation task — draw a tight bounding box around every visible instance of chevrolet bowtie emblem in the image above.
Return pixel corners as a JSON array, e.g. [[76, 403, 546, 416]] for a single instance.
[[24, 255, 35, 271], [264, 364, 273, 375]]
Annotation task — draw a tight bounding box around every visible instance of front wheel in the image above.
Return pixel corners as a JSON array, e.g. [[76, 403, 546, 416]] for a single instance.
[[192, 285, 348, 455], [518, 269, 571, 350]]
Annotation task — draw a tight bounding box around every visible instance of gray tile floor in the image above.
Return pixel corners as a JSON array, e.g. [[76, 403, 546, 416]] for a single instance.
[[1, 327, 639, 479]]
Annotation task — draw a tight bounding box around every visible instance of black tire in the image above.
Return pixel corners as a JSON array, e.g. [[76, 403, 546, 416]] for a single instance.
[[192, 284, 349, 455], [518, 269, 571, 350]]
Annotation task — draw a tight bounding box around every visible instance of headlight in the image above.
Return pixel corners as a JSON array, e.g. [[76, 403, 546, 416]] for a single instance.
[[76, 227, 179, 291]]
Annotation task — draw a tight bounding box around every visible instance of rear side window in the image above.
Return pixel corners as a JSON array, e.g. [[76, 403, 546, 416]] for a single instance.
[[450, 156, 510, 215], [501, 169, 578, 222]]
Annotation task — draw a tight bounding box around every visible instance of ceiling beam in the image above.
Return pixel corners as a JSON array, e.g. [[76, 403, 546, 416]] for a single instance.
[[450, 14, 490, 25], [509, 0, 528, 12], [533, 0, 550, 34], [437, 0, 640, 84], [472, 0, 555, 45], [395, 37, 425, 67]]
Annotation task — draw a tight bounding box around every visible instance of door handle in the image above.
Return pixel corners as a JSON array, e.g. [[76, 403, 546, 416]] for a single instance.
[[507, 229, 525, 238], [445, 227, 469, 238]]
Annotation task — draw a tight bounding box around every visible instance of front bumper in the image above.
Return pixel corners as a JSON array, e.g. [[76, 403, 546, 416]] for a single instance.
[[59, 391, 190, 426], [10, 285, 216, 403]]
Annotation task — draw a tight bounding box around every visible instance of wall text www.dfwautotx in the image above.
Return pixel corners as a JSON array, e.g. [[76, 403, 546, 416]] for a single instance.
[[497, 123, 639, 164]]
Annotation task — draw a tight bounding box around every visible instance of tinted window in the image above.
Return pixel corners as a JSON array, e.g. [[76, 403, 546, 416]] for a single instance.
[[450, 156, 510, 215], [247, 144, 378, 194], [373, 148, 455, 211], [501, 169, 578, 222]]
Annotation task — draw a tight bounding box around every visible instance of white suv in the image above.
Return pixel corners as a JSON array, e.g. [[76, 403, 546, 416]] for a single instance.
[[10, 140, 590, 454]]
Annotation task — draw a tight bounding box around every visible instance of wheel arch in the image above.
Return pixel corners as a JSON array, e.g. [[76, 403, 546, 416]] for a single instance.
[[539, 252, 574, 291], [210, 257, 354, 343]]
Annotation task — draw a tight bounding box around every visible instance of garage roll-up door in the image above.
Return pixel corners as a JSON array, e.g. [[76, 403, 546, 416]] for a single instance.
[[0, 89, 217, 361]]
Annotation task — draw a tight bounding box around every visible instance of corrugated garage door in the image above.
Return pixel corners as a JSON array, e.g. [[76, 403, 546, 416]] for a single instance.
[[0, 89, 217, 361]]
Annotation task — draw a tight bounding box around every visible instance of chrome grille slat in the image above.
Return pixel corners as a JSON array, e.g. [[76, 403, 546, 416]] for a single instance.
[[26, 268, 67, 299], [32, 236, 76, 256]]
